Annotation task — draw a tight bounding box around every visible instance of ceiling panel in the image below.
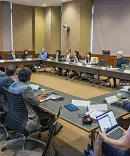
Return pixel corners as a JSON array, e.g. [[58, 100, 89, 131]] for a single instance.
[[0, 0, 73, 7]]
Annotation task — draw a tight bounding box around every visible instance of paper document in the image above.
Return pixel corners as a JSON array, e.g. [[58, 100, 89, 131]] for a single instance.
[[107, 68, 118, 70], [124, 70, 130, 73], [120, 86, 130, 92], [48, 94, 62, 100], [86, 65, 92, 67], [72, 100, 90, 107], [88, 104, 108, 111], [85, 110, 103, 120], [30, 84, 39, 90], [105, 95, 118, 104], [40, 97, 50, 102], [0, 60, 4, 63]]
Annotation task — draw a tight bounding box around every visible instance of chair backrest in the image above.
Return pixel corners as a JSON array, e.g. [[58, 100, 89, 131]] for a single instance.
[[42, 107, 62, 156], [4, 89, 28, 134], [98, 59, 107, 67]]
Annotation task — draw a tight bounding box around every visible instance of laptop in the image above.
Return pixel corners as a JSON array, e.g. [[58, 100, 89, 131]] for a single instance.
[[96, 111, 125, 140], [26, 55, 32, 59]]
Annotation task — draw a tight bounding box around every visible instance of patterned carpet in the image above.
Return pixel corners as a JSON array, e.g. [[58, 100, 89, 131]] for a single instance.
[[0, 119, 90, 156]]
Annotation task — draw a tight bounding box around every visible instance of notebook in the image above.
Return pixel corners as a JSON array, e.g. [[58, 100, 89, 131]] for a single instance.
[[64, 104, 79, 111]]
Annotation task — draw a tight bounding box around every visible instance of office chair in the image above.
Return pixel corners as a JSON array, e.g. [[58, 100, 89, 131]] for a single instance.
[[1, 90, 47, 152], [92, 59, 110, 88], [13, 107, 62, 156], [0, 95, 10, 140]]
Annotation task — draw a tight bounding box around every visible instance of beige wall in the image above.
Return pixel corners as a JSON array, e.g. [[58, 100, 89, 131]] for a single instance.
[[80, 0, 93, 55], [62, 0, 80, 54], [44, 6, 61, 54], [34, 7, 44, 54], [0, 2, 2, 51], [62, 0, 92, 55], [44, 7, 52, 53], [51, 7, 61, 53], [2, 2, 11, 51], [13, 4, 33, 51]]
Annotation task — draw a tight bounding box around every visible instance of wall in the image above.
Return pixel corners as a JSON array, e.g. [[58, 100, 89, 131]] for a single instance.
[[80, 0, 93, 55], [2, 2, 11, 51], [62, 0, 80, 54], [44, 7, 52, 53], [44, 6, 61, 53], [0, 2, 2, 51], [62, 0, 93, 55], [34, 7, 45, 54], [51, 7, 61, 53], [93, 0, 130, 55], [13, 3, 33, 51]]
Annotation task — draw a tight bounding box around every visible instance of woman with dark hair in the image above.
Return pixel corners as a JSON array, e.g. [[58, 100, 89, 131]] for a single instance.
[[55, 50, 63, 76], [86, 52, 92, 63], [74, 50, 81, 63], [69, 50, 81, 78], [21, 49, 29, 59]]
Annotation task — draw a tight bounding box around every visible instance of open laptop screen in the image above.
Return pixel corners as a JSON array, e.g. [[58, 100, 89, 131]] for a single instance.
[[96, 111, 118, 133]]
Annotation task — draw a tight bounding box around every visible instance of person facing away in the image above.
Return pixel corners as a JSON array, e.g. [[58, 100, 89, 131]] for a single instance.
[[8, 67, 63, 133], [21, 49, 29, 59], [0, 54, 3, 60], [0, 65, 16, 112], [9, 49, 20, 60], [116, 51, 127, 68], [38, 48, 48, 59]]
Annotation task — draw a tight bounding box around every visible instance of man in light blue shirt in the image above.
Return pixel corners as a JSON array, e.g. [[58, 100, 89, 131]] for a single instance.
[[38, 48, 48, 59]]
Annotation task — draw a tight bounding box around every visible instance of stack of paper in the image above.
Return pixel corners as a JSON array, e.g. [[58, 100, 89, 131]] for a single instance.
[[105, 95, 118, 104], [85, 110, 103, 120], [120, 86, 130, 92], [30, 84, 39, 90], [88, 104, 108, 111], [72, 100, 90, 107]]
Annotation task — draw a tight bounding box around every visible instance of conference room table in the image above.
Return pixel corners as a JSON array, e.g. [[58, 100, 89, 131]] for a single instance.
[[41, 59, 130, 80], [0, 59, 130, 81], [34, 83, 129, 147]]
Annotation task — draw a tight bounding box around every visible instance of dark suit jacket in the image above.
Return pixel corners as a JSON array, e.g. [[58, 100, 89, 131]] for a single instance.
[[0, 54, 3, 60], [9, 53, 20, 60], [117, 57, 127, 68], [21, 54, 28, 59], [0, 75, 14, 112]]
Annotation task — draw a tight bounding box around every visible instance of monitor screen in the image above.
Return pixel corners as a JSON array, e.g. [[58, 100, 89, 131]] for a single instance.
[[96, 111, 117, 133]]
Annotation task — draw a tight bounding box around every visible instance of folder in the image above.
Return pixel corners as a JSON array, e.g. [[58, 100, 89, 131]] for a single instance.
[[64, 104, 79, 111]]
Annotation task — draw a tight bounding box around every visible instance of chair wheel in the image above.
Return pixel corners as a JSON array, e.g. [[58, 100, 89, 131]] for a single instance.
[[38, 133, 42, 139], [1, 146, 6, 152], [6, 136, 10, 140]]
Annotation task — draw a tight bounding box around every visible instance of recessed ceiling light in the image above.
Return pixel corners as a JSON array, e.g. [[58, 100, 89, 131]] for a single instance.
[[43, 4, 47, 6]]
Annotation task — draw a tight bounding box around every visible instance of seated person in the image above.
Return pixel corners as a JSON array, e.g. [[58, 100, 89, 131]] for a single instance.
[[63, 49, 72, 76], [0, 54, 5, 72], [113, 51, 127, 87], [0, 65, 16, 112], [85, 52, 99, 65], [9, 67, 63, 133], [69, 50, 81, 78], [21, 49, 29, 59], [9, 49, 20, 60], [93, 128, 130, 156], [55, 50, 63, 76], [38, 48, 48, 59]]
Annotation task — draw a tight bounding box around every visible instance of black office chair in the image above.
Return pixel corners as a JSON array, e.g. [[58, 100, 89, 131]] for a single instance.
[[1, 90, 47, 151], [92, 59, 110, 88], [0, 95, 10, 140], [13, 107, 62, 156]]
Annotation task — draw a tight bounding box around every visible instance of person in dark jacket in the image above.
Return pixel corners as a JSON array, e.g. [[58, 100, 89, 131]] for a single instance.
[[0, 65, 16, 112], [0, 54, 5, 72], [56, 50, 63, 76], [113, 51, 127, 87], [21, 49, 29, 59], [9, 49, 20, 60]]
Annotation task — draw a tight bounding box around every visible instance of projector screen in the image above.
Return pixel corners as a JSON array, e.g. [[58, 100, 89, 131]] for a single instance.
[[92, 0, 130, 55]]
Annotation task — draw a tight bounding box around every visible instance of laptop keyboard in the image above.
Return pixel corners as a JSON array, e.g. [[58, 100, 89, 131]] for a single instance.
[[107, 127, 124, 140], [111, 102, 124, 109]]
